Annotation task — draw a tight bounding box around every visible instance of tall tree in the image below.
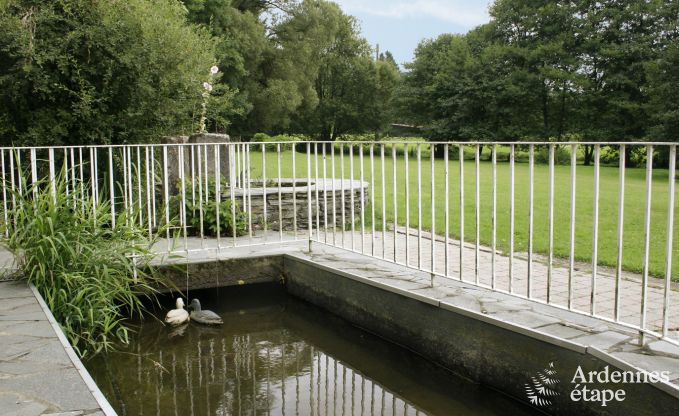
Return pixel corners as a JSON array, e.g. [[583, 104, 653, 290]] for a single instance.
[[0, 0, 227, 146]]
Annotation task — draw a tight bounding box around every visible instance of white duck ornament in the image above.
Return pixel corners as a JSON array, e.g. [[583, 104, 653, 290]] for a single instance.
[[164, 298, 189, 326]]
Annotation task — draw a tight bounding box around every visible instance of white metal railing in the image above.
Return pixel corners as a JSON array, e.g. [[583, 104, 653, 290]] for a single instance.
[[0, 141, 677, 345]]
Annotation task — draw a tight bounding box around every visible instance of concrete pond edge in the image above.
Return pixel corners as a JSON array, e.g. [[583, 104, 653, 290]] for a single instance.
[[28, 283, 118, 416]]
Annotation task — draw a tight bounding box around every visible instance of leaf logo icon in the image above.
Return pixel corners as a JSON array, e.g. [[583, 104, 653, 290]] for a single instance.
[[525, 362, 560, 407]]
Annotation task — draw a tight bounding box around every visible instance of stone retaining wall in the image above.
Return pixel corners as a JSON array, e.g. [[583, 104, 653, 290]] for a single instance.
[[228, 179, 369, 231]]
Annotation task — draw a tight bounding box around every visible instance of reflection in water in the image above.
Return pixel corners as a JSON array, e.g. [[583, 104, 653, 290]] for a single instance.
[[86, 284, 539, 416]]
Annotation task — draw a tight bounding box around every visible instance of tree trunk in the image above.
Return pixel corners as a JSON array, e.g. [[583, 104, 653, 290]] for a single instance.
[[583, 145, 593, 166]]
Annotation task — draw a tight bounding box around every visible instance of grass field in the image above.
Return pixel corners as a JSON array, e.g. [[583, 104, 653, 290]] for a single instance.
[[245, 145, 678, 280]]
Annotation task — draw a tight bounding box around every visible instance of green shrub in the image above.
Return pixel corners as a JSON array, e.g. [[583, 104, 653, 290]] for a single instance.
[[170, 175, 248, 237], [188, 199, 248, 237], [252, 132, 303, 151], [2, 168, 165, 358]]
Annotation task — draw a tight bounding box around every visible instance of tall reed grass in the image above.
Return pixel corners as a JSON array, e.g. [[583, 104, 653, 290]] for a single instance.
[[2, 167, 166, 358]]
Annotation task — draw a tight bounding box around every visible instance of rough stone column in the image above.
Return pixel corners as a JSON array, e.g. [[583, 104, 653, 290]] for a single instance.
[[161, 133, 232, 194]]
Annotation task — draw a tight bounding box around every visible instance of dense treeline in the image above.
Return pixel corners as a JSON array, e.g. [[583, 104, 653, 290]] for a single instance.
[[1, 0, 677, 148], [398, 0, 679, 154], [0, 0, 399, 146]]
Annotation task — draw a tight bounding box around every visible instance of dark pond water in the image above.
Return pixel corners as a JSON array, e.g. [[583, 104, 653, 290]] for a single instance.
[[86, 284, 541, 416]]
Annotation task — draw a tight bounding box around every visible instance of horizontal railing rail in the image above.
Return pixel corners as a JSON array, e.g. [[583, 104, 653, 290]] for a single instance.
[[0, 141, 676, 345]]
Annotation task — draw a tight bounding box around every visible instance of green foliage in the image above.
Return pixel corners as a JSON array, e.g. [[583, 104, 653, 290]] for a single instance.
[[0, 0, 233, 146], [183, 0, 400, 139], [170, 175, 248, 237], [188, 199, 248, 237], [398, 0, 679, 158], [252, 132, 304, 151], [2, 167, 164, 358]]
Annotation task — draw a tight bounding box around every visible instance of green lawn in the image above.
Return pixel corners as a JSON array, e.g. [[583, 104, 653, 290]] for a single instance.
[[246, 145, 678, 279]]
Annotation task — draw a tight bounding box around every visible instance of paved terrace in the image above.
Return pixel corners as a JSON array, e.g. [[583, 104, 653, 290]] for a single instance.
[[159, 227, 679, 343], [0, 280, 114, 415]]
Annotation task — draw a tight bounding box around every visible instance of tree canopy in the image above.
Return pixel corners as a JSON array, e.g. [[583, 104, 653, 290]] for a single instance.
[[398, 0, 679, 146], [0, 0, 233, 146]]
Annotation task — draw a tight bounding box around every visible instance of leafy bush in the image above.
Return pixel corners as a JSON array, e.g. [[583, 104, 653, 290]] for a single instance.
[[188, 199, 248, 237], [252, 132, 303, 151], [0, 0, 232, 146], [2, 168, 165, 358], [170, 175, 248, 237]]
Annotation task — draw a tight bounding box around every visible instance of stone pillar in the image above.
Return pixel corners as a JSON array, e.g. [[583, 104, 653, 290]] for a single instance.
[[161, 133, 232, 195]]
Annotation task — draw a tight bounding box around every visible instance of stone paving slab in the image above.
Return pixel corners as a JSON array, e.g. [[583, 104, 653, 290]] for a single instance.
[[313, 227, 679, 342], [0, 281, 114, 415]]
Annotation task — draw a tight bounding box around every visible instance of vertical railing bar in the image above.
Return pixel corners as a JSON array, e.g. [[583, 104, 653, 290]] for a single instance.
[[614, 144, 626, 321], [214, 144, 221, 251], [359, 145, 365, 254], [350, 144, 355, 251], [527, 144, 534, 298], [444, 144, 449, 277], [662, 144, 676, 337], [475, 144, 480, 285], [323, 144, 328, 244], [1, 150, 8, 237], [16, 151, 22, 202], [204, 145, 209, 204], [393, 144, 398, 263], [30, 148, 37, 200], [151, 146, 157, 228], [459, 144, 465, 282], [230, 144, 237, 247], [9, 151, 16, 230], [591, 144, 601, 315], [315, 143, 320, 242], [262, 144, 268, 242], [241, 144, 247, 213], [94, 148, 99, 208], [331, 144, 336, 246], [145, 147, 152, 238], [63, 148, 69, 197], [307, 143, 313, 249], [381, 144, 386, 259], [163, 146, 170, 251], [236, 144, 241, 189], [491, 144, 497, 289], [340, 144, 346, 248], [292, 145, 297, 239], [191, 145, 196, 208], [404, 144, 410, 266], [417, 144, 422, 269], [278, 144, 283, 242], [640, 145, 653, 344], [107, 147, 116, 229], [430, 144, 435, 276], [70, 148, 76, 210], [125, 147, 132, 222], [135, 147, 141, 226], [568, 144, 577, 309], [48, 148, 56, 204], [197, 145, 204, 247], [179, 145, 188, 252], [509, 144, 515, 293], [547, 144, 555, 303], [370, 144, 375, 256], [247, 145, 253, 241]]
